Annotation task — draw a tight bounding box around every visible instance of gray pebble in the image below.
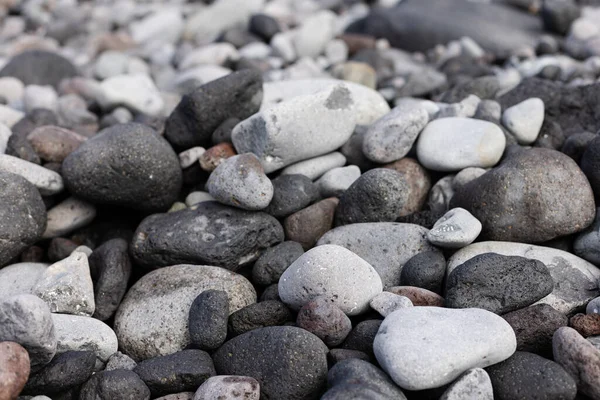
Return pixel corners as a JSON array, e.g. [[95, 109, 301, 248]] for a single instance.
[[188, 290, 229, 351], [370, 292, 413, 317], [316, 165, 361, 198]]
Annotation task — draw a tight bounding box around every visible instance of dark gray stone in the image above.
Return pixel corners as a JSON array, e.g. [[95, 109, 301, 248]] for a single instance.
[[327, 349, 371, 366], [188, 290, 229, 351], [89, 239, 132, 321], [165, 70, 263, 150], [251, 241, 304, 286], [22, 351, 95, 395], [259, 284, 280, 302], [541, 0, 580, 35], [400, 251, 446, 295], [130, 201, 284, 270], [580, 135, 600, 201], [446, 253, 554, 314], [79, 370, 151, 400], [228, 300, 294, 336], [6, 109, 58, 164], [134, 350, 215, 398], [249, 14, 280, 41], [451, 148, 596, 243], [440, 76, 501, 104], [561, 131, 596, 163], [213, 326, 328, 400], [48, 238, 79, 263], [211, 117, 239, 144], [342, 320, 382, 358], [0, 50, 79, 88], [0, 171, 46, 266], [264, 174, 320, 218], [334, 169, 409, 226], [486, 351, 577, 400], [502, 304, 568, 357], [62, 123, 182, 212]]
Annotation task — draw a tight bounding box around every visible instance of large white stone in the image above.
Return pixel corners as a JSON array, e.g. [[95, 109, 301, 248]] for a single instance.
[[292, 10, 337, 58], [98, 74, 164, 117], [427, 207, 482, 248], [502, 98, 545, 144]]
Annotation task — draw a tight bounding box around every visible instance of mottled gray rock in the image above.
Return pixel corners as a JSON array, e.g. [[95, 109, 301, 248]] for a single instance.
[[32, 250, 95, 316], [114, 265, 256, 361], [439, 368, 493, 400], [51, 313, 117, 362], [105, 351, 136, 371], [0, 263, 48, 299], [316, 166, 361, 198], [0, 154, 63, 195], [213, 326, 328, 400], [280, 152, 346, 180], [279, 245, 382, 315], [131, 202, 283, 270], [193, 376, 259, 400], [264, 174, 319, 218], [370, 292, 413, 317], [79, 369, 151, 400], [318, 223, 438, 288], [374, 307, 516, 390], [233, 85, 357, 173], [501, 98, 545, 145], [42, 197, 96, 239], [362, 104, 429, 163], [427, 208, 482, 248], [207, 153, 273, 210], [296, 297, 352, 347], [252, 241, 304, 286], [0, 294, 56, 368], [178, 147, 205, 169]]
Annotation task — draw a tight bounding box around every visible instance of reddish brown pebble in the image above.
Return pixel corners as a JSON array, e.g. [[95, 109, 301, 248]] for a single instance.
[[284, 198, 339, 250], [297, 297, 352, 347], [383, 157, 431, 217], [199, 142, 237, 171], [0, 341, 30, 400], [20, 246, 44, 263], [27, 125, 86, 163], [569, 313, 600, 337], [338, 34, 377, 56], [386, 286, 445, 307]]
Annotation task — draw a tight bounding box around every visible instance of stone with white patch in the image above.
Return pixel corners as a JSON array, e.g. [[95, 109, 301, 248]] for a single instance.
[[427, 208, 482, 248]]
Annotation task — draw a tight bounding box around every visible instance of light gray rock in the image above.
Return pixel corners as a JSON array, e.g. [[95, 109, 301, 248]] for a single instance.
[[439, 368, 494, 400], [51, 313, 118, 362], [374, 307, 516, 391], [23, 85, 58, 113], [435, 95, 481, 119], [325, 39, 349, 65], [32, 250, 95, 316], [94, 51, 130, 79], [0, 105, 24, 128], [370, 292, 413, 317], [0, 294, 56, 367], [501, 98, 545, 145], [0, 122, 10, 153], [185, 191, 215, 207], [574, 210, 600, 265], [427, 208, 482, 248], [416, 117, 506, 172], [362, 104, 430, 163], [130, 8, 183, 45], [317, 223, 438, 288], [114, 265, 256, 361], [587, 297, 600, 314], [179, 43, 239, 70], [261, 79, 390, 126], [105, 351, 137, 371], [293, 10, 337, 58], [179, 147, 205, 169], [448, 241, 600, 314], [0, 77, 24, 105], [278, 245, 383, 316], [280, 152, 346, 180], [238, 42, 272, 60], [271, 32, 297, 63], [193, 376, 260, 400], [0, 154, 63, 195], [428, 175, 455, 214], [0, 262, 48, 299], [452, 167, 487, 191], [42, 197, 97, 239], [589, 335, 600, 351], [232, 84, 357, 173], [316, 165, 361, 198], [207, 153, 274, 210], [98, 74, 164, 117]]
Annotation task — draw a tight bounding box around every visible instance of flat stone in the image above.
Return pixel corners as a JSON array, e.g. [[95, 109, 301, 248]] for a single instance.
[[296, 297, 352, 347], [318, 223, 438, 288], [283, 198, 339, 250], [0, 154, 63, 195], [0, 341, 29, 400], [416, 117, 506, 172], [280, 152, 346, 180], [316, 166, 361, 198], [98, 74, 164, 117], [427, 208, 482, 248], [233, 84, 357, 173], [440, 368, 493, 400], [42, 197, 96, 239], [51, 313, 117, 362], [501, 98, 545, 144], [114, 265, 256, 361], [370, 292, 413, 317], [279, 245, 383, 315], [374, 307, 516, 391], [185, 191, 215, 207], [0, 263, 48, 299], [193, 376, 260, 400]]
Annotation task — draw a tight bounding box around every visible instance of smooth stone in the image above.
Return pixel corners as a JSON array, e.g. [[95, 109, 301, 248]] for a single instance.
[[207, 153, 273, 210], [233, 84, 357, 174], [32, 251, 95, 316], [342, 320, 382, 357], [0, 342, 29, 400], [264, 174, 320, 218], [436, 95, 482, 119], [27, 126, 85, 163], [0, 295, 56, 368], [416, 117, 506, 172], [293, 10, 336, 58], [249, 13, 280, 41], [447, 242, 600, 314], [501, 98, 545, 145], [316, 165, 361, 198], [575, 209, 600, 265], [440, 368, 493, 400], [296, 297, 352, 347], [252, 241, 304, 286], [105, 351, 136, 371], [0, 77, 24, 105], [130, 8, 182, 44], [363, 104, 429, 163], [427, 207, 482, 249], [452, 167, 487, 190], [0, 105, 24, 128], [51, 313, 117, 362], [374, 307, 517, 391], [79, 369, 151, 400], [262, 79, 390, 126], [193, 376, 260, 400], [178, 43, 238, 70], [228, 300, 293, 337], [62, 123, 182, 212], [0, 50, 79, 88], [588, 297, 600, 314], [383, 157, 432, 216], [23, 85, 57, 113], [0, 123, 10, 153], [400, 251, 447, 294], [334, 169, 410, 226], [318, 223, 437, 288], [114, 265, 256, 361], [327, 349, 371, 366], [563, 131, 597, 163], [0, 263, 48, 299], [570, 313, 600, 337], [278, 244, 383, 315], [188, 290, 229, 351], [42, 197, 96, 239], [283, 198, 339, 250], [178, 147, 205, 169], [185, 191, 215, 207], [0, 154, 63, 195], [331, 62, 376, 90], [452, 148, 596, 243], [280, 152, 347, 181], [130, 202, 283, 270], [553, 327, 600, 400], [88, 239, 132, 322], [22, 351, 95, 395], [98, 74, 164, 117], [134, 350, 215, 398], [370, 292, 413, 317], [386, 286, 445, 307], [94, 51, 129, 79], [166, 70, 262, 150], [199, 143, 236, 172], [213, 326, 328, 400]]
